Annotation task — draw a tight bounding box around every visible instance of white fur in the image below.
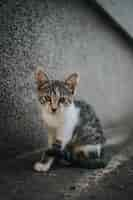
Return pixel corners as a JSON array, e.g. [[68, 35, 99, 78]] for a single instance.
[[40, 102, 80, 149], [34, 158, 54, 172], [40, 104, 65, 128], [56, 103, 80, 148], [34, 103, 80, 172]]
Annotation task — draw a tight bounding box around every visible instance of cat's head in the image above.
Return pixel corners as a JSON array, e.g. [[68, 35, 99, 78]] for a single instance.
[[35, 68, 80, 114]]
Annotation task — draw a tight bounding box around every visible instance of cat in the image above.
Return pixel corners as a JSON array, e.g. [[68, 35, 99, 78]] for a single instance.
[[33, 68, 106, 172]]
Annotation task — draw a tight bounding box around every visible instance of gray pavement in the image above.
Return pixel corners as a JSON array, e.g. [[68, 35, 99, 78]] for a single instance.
[[1, 0, 133, 199], [78, 157, 133, 200]]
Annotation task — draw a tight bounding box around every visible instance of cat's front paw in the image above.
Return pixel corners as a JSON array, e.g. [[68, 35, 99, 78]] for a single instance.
[[45, 140, 62, 157], [33, 162, 50, 172]]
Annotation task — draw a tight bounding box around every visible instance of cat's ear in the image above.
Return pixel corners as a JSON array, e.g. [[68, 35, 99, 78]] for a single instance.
[[35, 68, 49, 85], [65, 73, 80, 94]]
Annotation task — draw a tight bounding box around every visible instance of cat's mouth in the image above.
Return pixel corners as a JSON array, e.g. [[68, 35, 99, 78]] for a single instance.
[[43, 103, 64, 114], [48, 106, 59, 114]]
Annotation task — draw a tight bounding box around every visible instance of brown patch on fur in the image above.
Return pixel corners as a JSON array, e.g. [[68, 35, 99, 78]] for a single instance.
[[35, 68, 49, 88], [65, 73, 80, 94], [77, 151, 86, 160]]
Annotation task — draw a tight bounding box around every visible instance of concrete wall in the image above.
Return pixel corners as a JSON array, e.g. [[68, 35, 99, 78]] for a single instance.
[[1, 0, 133, 158], [95, 0, 133, 38]]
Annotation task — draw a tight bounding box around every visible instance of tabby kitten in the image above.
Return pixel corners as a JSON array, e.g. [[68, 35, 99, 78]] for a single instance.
[[34, 68, 106, 172]]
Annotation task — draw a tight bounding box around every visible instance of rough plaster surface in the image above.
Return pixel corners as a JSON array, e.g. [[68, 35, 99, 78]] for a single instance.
[[1, 0, 133, 158], [95, 0, 133, 38]]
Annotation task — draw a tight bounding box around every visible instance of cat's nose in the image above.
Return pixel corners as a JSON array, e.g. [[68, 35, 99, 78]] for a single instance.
[[52, 108, 57, 113]]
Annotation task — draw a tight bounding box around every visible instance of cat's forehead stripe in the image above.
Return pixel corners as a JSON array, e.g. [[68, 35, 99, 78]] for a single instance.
[[39, 80, 71, 97], [47, 81, 71, 96]]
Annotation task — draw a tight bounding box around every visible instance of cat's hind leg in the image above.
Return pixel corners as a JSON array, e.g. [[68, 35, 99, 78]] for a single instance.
[[60, 143, 106, 169], [72, 144, 106, 168], [74, 144, 103, 159]]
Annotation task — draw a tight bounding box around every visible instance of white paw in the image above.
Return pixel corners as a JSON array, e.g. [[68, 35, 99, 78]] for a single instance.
[[33, 162, 50, 172]]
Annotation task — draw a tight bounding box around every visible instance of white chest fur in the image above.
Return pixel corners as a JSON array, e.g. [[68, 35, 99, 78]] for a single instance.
[[40, 103, 80, 148], [41, 107, 65, 128], [59, 103, 80, 147]]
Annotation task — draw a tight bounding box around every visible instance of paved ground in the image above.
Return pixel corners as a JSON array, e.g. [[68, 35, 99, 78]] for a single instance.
[[1, 137, 133, 200], [1, 0, 133, 199], [78, 157, 133, 200]]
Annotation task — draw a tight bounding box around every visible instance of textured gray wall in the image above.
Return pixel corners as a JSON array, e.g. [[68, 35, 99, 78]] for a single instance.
[[95, 0, 133, 38], [1, 0, 133, 158]]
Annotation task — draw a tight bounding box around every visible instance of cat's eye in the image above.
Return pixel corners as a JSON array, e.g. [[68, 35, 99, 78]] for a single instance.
[[39, 96, 45, 104], [45, 95, 51, 102], [59, 97, 65, 103]]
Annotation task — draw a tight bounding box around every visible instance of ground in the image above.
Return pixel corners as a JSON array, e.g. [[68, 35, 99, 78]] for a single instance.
[[1, 153, 133, 200]]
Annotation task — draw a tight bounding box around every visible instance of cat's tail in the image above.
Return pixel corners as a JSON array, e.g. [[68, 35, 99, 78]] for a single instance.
[[103, 127, 130, 147]]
